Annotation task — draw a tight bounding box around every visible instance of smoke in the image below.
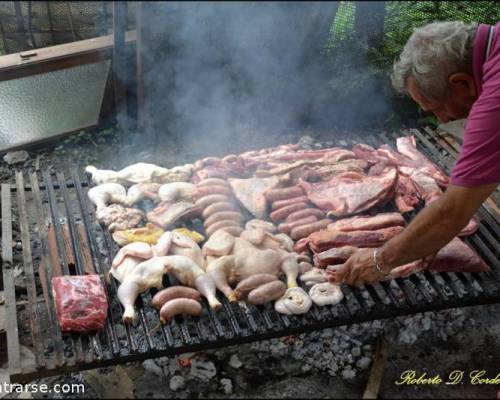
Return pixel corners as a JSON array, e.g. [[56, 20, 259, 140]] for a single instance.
[[130, 2, 391, 160]]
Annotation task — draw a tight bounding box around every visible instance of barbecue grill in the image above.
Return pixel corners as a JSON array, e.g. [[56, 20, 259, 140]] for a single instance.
[[2, 126, 499, 383]]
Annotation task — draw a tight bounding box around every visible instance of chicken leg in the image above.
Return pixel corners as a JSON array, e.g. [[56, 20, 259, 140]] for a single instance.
[[206, 255, 237, 302], [280, 253, 299, 288], [110, 255, 163, 323], [160, 255, 222, 310]]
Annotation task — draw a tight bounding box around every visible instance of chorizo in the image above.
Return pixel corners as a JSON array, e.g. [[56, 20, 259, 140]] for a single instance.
[[206, 219, 241, 237], [217, 226, 244, 237], [247, 281, 287, 305], [159, 298, 202, 323], [277, 215, 318, 234], [152, 286, 202, 310], [195, 185, 233, 198], [271, 195, 309, 210], [197, 178, 230, 187], [286, 208, 326, 222], [269, 202, 308, 222], [195, 194, 230, 209], [204, 211, 244, 228], [265, 186, 304, 202], [290, 219, 331, 240], [234, 274, 278, 300], [202, 201, 239, 219]]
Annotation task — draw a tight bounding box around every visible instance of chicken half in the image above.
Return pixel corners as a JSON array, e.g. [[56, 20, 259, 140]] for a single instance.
[[88, 183, 127, 211], [204, 229, 301, 302], [112, 231, 205, 270], [86, 163, 194, 186]]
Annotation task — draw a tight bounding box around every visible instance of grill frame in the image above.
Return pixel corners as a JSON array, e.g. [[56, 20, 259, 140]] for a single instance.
[[2, 127, 499, 383]]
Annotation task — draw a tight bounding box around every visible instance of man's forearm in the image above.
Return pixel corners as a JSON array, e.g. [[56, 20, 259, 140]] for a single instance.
[[379, 197, 467, 270]]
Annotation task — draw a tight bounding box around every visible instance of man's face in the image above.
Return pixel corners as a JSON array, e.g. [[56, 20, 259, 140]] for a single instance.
[[407, 75, 476, 123]]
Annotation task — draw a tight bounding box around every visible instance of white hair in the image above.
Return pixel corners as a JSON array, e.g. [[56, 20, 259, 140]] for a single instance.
[[391, 21, 478, 101]]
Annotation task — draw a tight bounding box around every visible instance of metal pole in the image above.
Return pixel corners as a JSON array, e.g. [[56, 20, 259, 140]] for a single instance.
[[136, 1, 147, 134], [113, 1, 129, 134], [13, 1, 28, 51]]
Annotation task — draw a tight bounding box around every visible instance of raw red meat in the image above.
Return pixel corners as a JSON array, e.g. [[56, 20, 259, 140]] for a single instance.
[[327, 212, 405, 232], [52, 275, 108, 332], [309, 226, 404, 253], [429, 237, 490, 273], [299, 167, 397, 217], [388, 237, 490, 277]]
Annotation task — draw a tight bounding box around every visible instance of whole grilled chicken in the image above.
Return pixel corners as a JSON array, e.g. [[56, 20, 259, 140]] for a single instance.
[[111, 254, 221, 323], [86, 163, 194, 186], [204, 229, 300, 302], [112, 231, 204, 269]]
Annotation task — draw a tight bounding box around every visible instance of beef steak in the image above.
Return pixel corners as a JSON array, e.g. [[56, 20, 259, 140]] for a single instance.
[[52, 274, 108, 332]]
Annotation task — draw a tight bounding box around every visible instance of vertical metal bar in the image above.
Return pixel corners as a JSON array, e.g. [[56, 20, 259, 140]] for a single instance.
[[14, 172, 44, 367], [57, 172, 104, 360], [45, 1, 55, 44], [65, 2, 77, 41], [136, 0, 146, 134], [113, 0, 129, 134], [70, 168, 121, 355], [27, 1, 36, 48], [13, 1, 28, 51], [42, 170, 82, 364], [29, 173, 65, 367], [1, 184, 22, 376]]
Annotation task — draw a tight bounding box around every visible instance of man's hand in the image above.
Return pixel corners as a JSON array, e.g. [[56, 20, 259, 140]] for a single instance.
[[325, 248, 387, 287]]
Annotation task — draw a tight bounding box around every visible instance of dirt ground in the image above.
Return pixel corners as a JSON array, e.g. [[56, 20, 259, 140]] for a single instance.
[[1, 127, 499, 399]]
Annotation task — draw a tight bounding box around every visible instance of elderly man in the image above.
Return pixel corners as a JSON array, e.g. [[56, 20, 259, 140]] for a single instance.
[[328, 21, 500, 287]]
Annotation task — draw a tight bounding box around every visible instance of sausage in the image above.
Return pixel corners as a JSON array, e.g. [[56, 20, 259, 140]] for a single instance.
[[152, 286, 202, 310], [204, 211, 244, 228], [277, 215, 318, 234], [247, 281, 287, 305], [195, 194, 230, 209], [197, 178, 230, 187], [286, 208, 326, 222], [202, 201, 239, 219], [290, 219, 331, 240], [234, 274, 278, 300], [217, 226, 244, 237], [159, 298, 202, 323], [271, 195, 309, 210], [270, 202, 308, 222], [206, 219, 242, 237], [265, 186, 304, 202], [195, 185, 233, 198]]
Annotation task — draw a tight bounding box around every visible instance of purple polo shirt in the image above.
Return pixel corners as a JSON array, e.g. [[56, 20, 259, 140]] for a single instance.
[[450, 22, 500, 187]]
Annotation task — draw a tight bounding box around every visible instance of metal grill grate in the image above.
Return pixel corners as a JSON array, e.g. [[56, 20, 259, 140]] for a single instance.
[[1, 128, 499, 383]]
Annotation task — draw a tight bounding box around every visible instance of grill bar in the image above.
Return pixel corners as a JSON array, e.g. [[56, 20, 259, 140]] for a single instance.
[[4, 128, 500, 383], [29, 172, 66, 368], [14, 172, 44, 367]]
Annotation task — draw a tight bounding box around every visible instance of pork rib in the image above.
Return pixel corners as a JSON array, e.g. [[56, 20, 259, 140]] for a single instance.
[[309, 226, 404, 253], [299, 167, 397, 217], [327, 212, 405, 232], [396, 135, 449, 187]]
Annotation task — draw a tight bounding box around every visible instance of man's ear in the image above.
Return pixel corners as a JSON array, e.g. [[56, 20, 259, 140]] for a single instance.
[[448, 72, 477, 98]]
